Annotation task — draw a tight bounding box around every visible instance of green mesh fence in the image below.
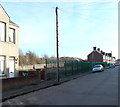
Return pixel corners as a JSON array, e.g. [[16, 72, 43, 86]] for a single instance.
[[46, 59, 108, 80]]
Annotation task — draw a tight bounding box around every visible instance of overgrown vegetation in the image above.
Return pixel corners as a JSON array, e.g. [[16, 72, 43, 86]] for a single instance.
[[19, 50, 75, 66]]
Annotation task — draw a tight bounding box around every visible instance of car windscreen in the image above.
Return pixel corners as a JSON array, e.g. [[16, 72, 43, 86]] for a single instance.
[[94, 65, 101, 67]]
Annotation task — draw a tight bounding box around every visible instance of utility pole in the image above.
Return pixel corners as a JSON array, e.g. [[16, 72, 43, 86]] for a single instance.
[[55, 7, 60, 82]]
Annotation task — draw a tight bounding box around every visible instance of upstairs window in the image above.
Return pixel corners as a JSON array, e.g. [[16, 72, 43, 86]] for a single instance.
[[9, 28, 15, 43], [0, 22, 6, 42]]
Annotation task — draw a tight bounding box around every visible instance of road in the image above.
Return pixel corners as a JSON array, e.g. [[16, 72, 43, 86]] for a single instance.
[[2, 66, 118, 105]]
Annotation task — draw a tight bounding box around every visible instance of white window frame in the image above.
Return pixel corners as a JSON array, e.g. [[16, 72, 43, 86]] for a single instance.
[[0, 22, 6, 42], [9, 28, 15, 43], [0, 56, 6, 76]]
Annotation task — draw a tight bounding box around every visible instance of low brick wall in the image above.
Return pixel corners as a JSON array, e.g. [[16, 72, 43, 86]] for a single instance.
[[19, 70, 38, 77], [2, 74, 41, 91]]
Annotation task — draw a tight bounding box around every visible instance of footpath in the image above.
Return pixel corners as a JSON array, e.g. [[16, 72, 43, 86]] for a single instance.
[[2, 71, 91, 102]]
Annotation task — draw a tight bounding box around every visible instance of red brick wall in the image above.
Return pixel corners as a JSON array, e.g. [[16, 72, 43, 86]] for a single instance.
[[19, 70, 38, 77], [2, 69, 47, 91], [2, 73, 41, 91], [88, 51, 103, 62]]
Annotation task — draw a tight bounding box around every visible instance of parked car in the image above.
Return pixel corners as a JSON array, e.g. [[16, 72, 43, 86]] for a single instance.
[[115, 63, 119, 66], [109, 63, 115, 68], [92, 64, 104, 72]]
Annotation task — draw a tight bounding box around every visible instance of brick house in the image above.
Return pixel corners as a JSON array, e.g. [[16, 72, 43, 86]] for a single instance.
[[87, 47, 103, 62], [0, 5, 19, 78], [87, 47, 116, 64]]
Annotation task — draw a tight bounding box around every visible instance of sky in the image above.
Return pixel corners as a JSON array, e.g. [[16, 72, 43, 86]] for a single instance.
[[0, 0, 118, 59]]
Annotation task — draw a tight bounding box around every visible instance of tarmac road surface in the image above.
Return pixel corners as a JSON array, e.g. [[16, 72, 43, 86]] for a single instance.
[[2, 66, 118, 105]]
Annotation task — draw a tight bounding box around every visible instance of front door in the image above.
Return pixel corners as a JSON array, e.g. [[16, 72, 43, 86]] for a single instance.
[[9, 57, 15, 78], [0, 56, 6, 76]]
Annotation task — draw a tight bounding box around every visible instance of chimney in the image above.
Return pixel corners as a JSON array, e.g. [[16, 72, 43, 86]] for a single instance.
[[102, 52, 105, 55], [105, 53, 108, 56], [93, 47, 96, 51], [97, 48, 100, 51]]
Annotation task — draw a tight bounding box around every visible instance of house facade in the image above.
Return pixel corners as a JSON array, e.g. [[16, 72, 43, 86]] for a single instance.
[[87, 47, 115, 63], [87, 47, 103, 62], [103, 53, 115, 63], [0, 5, 19, 78]]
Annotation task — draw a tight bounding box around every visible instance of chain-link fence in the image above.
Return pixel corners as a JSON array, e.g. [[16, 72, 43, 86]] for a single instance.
[[46, 60, 108, 81]]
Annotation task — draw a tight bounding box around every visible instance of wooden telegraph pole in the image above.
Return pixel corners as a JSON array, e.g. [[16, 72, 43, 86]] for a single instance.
[[55, 7, 60, 82]]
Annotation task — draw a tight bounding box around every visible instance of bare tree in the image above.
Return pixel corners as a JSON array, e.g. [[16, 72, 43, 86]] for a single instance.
[[19, 49, 27, 68]]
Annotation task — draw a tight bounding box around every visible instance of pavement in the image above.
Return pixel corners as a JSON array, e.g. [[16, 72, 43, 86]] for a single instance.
[[2, 71, 91, 102]]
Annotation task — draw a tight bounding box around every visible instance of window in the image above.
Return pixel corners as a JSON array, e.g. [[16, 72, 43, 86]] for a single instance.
[[0, 56, 6, 75], [9, 28, 15, 43], [0, 22, 6, 41]]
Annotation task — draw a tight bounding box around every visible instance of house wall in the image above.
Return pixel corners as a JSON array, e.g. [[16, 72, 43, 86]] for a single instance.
[[87, 47, 115, 63], [88, 51, 103, 62], [0, 5, 19, 78]]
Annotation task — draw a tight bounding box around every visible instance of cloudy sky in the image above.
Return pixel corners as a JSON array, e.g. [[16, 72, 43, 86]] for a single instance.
[[0, 0, 118, 59]]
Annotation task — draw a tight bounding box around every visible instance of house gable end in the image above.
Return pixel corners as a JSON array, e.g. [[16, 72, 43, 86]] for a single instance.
[[94, 51, 103, 56], [0, 4, 10, 21], [87, 52, 92, 57]]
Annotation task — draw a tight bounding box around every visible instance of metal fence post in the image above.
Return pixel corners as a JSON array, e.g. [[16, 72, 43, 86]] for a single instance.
[[64, 61, 67, 76], [77, 61, 78, 73], [72, 61, 73, 75], [45, 59, 48, 80]]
